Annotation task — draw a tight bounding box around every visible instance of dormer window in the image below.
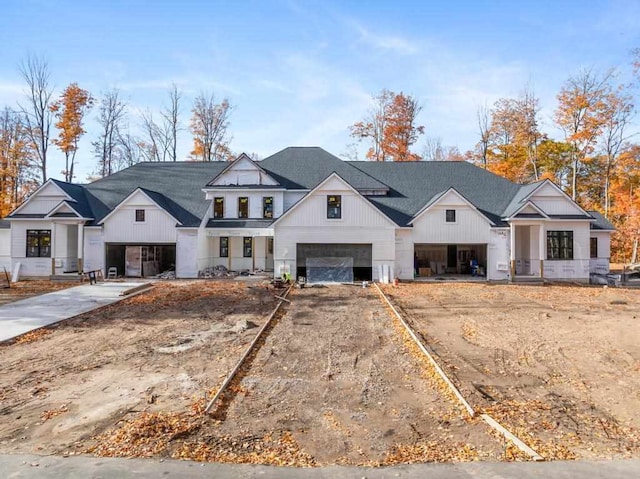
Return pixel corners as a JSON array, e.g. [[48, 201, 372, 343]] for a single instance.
[[238, 197, 249, 218], [214, 197, 224, 218]]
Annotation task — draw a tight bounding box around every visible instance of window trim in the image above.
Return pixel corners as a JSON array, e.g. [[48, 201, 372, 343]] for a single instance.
[[263, 196, 274, 219], [243, 237, 253, 258], [445, 209, 456, 223], [26, 229, 51, 258], [238, 197, 249, 219], [213, 197, 224, 219], [135, 209, 146, 223], [590, 237, 598, 259], [547, 230, 574, 260], [327, 195, 342, 219], [219, 236, 229, 258]]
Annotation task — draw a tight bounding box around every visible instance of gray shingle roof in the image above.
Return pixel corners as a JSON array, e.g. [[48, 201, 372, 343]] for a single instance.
[[350, 160, 521, 226], [259, 147, 389, 191], [0, 219, 10, 229], [7, 147, 612, 233], [588, 210, 615, 230], [83, 162, 228, 226]]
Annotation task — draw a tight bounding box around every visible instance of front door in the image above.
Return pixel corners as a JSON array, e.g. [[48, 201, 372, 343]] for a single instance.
[[266, 237, 274, 271], [125, 246, 142, 277]]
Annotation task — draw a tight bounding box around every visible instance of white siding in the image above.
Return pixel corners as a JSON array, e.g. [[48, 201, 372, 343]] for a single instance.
[[274, 176, 396, 281], [283, 191, 306, 211], [0, 229, 10, 273], [176, 229, 198, 278], [210, 156, 279, 186], [102, 191, 177, 244], [530, 183, 584, 216], [394, 229, 413, 280], [590, 231, 612, 274], [543, 222, 591, 280], [16, 182, 69, 215], [487, 229, 510, 281], [206, 191, 284, 219], [411, 197, 492, 244], [11, 220, 53, 277], [83, 228, 104, 274]]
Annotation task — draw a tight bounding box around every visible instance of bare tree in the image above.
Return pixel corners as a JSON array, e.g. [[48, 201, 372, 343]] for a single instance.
[[422, 137, 445, 161], [190, 93, 233, 162], [163, 84, 181, 161], [476, 104, 491, 169], [555, 68, 614, 200], [18, 54, 53, 183], [600, 87, 635, 218], [93, 89, 127, 178], [139, 110, 168, 162]]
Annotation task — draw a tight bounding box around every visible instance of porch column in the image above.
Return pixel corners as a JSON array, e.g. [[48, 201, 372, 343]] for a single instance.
[[539, 224, 545, 279], [77, 223, 84, 274], [509, 222, 516, 280], [51, 222, 57, 275], [252, 237, 255, 271]]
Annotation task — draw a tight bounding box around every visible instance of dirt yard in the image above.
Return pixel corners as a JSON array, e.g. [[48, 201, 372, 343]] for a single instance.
[[0, 280, 277, 455], [0, 282, 514, 466], [0, 280, 73, 306], [382, 282, 640, 460]]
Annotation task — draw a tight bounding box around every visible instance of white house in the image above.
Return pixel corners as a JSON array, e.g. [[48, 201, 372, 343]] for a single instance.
[[4, 147, 615, 283]]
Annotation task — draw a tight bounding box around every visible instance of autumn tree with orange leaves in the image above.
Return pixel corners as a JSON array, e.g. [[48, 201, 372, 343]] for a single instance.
[[0, 108, 36, 217], [189, 93, 232, 162], [350, 89, 424, 162], [50, 83, 94, 182]]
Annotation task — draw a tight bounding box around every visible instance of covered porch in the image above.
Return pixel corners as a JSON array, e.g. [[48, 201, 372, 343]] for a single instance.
[[509, 222, 545, 280], [49, 220, 86, 277], [204, 225, 274, 273]]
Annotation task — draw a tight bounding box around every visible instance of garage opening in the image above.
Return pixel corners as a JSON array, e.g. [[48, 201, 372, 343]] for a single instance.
[[106, 244, 176, 277], [296, 243, 372, 283], [414, 244, 487, 277]]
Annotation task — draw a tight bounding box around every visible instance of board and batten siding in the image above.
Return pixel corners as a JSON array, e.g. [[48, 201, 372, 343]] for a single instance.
[[83, 228, 104, 274], [411, 191, 492, 244], [176, 229, 198, 278], [530, 183, 585, 216], [0, 228, 10, 273], [206, 191, 284, 219], [274, 176, 396, 281], [283, 191, 306, 211], [16, 182, 69, 215], [543, 222, 591, 280], [102, 191, 177, 244], [11, 220, 54, 277], [589, 231, 611, 274]]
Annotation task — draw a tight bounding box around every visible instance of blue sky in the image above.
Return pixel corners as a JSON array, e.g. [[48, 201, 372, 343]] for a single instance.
[[1, 0, 639, 181]]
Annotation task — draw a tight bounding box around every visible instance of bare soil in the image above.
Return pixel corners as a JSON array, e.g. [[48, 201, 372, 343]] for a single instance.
[[0, 282, 510, 466], [382, 282, 640, 460], [0, 280, 277, 455]]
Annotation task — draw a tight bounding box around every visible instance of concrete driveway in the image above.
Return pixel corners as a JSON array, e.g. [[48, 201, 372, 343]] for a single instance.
[[0, 282, 146, 342]]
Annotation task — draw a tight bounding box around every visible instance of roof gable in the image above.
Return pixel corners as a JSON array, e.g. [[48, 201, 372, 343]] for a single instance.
[[10, 179, 73, 216], [98, 188, 182, 226], [273, 172, 397, 228], [409, 187, 494, 226], [206, 153, 279, 187], [45, 200, 93, 219]]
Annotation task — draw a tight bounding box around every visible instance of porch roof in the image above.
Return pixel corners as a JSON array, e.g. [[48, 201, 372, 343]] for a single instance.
[[206, 219, 275, 228]]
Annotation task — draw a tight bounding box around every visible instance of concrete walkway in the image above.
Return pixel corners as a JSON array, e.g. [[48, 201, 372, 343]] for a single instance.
[[1, 455, 639, 478], [0, 282, 145, 342]]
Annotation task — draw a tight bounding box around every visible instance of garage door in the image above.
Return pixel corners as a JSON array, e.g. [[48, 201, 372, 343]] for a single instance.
[[296, 243, 372, 283]]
